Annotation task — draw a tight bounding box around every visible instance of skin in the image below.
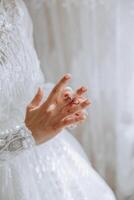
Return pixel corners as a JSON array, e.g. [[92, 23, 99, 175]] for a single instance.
[[25, 74, 91, 144]]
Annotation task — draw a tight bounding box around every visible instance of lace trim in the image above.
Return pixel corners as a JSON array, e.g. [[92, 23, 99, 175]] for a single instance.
[[0, 124, 35, 161]]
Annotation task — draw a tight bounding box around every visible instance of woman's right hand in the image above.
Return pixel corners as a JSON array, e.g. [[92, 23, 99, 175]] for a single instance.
[[25, 74, 91, 144]]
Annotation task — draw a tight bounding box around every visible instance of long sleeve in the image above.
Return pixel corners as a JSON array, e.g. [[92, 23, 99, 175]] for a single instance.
[[0, 83, 55, 163], [0, 1, 55, 163], [0, 124, 36, 162], [0, 2, 39, 163]]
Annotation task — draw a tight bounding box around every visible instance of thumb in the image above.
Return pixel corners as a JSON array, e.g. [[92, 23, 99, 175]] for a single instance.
[[28, 88, 44, 110]]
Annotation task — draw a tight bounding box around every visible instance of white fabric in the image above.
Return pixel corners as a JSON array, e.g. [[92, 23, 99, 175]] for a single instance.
[[0, 0, 116, 199], [24, 1, 134, 199], [0, 124, 35, 162]]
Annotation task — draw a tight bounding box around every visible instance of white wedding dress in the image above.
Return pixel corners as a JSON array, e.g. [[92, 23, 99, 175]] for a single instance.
[[0, 0, 116, 199]]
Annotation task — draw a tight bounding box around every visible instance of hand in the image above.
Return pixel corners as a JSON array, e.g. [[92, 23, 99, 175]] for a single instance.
[[25, 74, 91, 144]]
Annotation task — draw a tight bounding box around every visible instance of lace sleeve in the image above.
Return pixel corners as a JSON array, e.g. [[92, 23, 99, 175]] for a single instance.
[[0, 124, 36, 162]]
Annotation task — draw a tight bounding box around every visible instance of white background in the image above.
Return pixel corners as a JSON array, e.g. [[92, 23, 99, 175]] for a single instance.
[[26, 1, 134, 199]]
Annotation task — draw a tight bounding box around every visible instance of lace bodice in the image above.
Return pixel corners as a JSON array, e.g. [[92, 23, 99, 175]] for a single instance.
[[0, 0, 45, 131]]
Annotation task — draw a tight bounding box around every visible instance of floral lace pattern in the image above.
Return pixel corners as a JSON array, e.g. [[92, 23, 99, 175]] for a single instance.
[[0, 124, 35, 162], [0, 0, 43, 160], [0, 0, 45, 131]]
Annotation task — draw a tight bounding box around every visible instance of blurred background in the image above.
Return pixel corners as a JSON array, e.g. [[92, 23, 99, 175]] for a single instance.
[[26, 0, 134, 199]]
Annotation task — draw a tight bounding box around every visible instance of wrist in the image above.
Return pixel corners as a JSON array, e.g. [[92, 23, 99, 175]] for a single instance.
[[24, 122, 37, 143]]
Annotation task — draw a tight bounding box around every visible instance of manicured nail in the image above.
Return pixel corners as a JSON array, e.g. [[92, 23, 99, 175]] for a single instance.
[[64, 73, 72, 80], [38, 87, 42, 93]]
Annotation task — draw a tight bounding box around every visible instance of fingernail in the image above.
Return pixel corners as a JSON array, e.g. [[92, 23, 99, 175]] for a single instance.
[[38, 88, 41, 93], [64, 93, 69, 98], [64, 73, 72, 80], [81, 87, 87, 92]]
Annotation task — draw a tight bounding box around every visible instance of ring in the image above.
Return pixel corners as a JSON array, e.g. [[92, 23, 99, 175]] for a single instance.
[[72, 98, 80, 105], [63, 86, 74, 101], [65, 86, 73, 93]]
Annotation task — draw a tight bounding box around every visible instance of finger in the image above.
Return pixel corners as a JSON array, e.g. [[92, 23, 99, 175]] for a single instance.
[[62, 99, 91, 117], [63, 87, 73, 100], [58, 94, 86, 114], [76, 86, 87, 97], [28, 88, 44, 110], [55, 86, 86, 110], [63, 87, 86, 103], [47, 74, 72, 102], [60, 114, 86, 129], [59, 87, 74, 105], [75, 110, 88, 118]]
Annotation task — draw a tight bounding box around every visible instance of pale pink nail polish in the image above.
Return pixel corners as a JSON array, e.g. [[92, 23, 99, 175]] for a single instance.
[[64, 73, 72, 80]]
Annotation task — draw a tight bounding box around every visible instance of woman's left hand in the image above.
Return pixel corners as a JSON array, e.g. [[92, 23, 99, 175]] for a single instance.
[[25, 74, 91, 144]]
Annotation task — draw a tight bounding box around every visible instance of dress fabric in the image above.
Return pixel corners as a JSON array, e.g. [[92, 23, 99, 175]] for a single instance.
[[0, 0, 116, 199]]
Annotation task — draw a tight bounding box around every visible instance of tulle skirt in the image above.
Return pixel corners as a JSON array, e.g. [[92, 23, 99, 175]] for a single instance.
[[0, 130, 116, 200]]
